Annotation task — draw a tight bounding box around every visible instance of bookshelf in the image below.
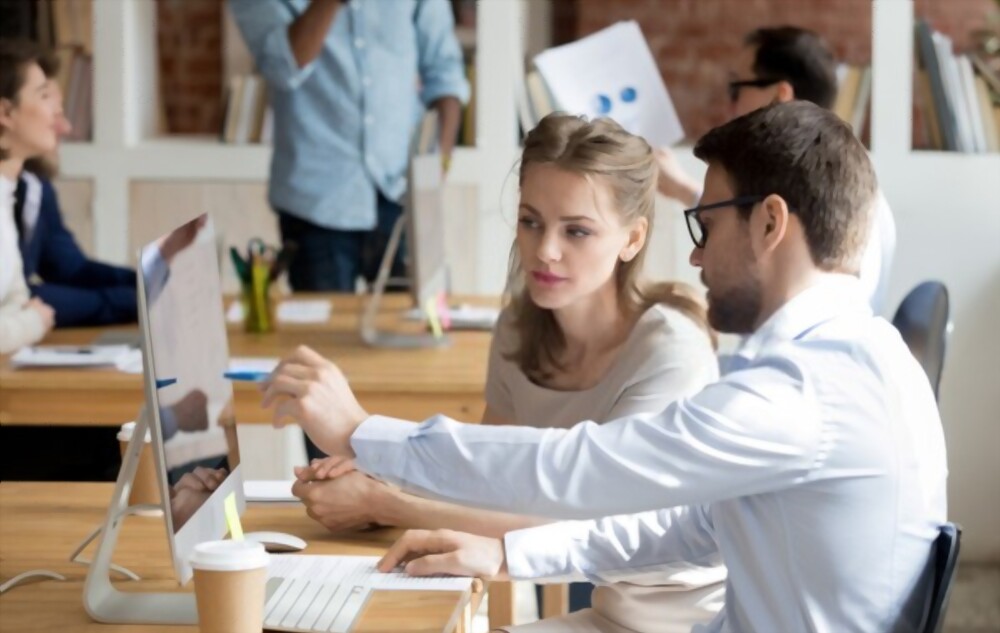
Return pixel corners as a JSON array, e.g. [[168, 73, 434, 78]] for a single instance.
[[57, 0, 524, 295], [871, 0, 1000, 562]]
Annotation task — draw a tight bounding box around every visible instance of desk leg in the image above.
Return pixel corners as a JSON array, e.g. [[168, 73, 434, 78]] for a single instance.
[[541, 583, 569, 619], [487, 580, 516, 629]]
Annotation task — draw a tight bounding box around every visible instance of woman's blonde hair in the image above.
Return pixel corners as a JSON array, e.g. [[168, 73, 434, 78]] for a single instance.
[[504, 113, 715, 382]]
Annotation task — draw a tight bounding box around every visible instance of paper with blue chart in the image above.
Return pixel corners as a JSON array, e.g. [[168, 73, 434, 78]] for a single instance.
[[534, 20, 684, 147]]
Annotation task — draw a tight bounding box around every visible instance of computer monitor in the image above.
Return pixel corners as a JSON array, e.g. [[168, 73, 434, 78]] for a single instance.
[[86, 215, 376, 630], [405, 152, 449, 308], [138, 213, 247, 583], [360, 151, 452, 347]]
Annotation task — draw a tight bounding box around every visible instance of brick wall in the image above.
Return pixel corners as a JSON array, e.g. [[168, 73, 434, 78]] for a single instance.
[[153, 0, 996, 140], [558, 0, 997, 142], [157, 0, 223, 135]]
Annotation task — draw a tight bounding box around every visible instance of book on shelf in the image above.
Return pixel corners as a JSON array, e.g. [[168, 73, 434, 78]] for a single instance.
[[832, 64, 872, 143], [461, 62, 476, 147], [914, 19, 1000, 153], [220, 73, 272, 144]]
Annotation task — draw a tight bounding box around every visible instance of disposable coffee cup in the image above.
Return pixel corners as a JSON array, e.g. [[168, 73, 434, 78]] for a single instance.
[[190, 540, 270, 633], [118, 421, 161, 510]]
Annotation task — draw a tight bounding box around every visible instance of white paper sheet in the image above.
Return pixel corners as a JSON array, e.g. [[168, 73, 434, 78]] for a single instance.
[[11, 344, 132, 368], [245, 479, 297, 503], [534, 21, 684, 147], [402, 304, 499, 330], [226, 300, 332, 324], [277, 300, 332, 324], [228, 357, 280, 373]]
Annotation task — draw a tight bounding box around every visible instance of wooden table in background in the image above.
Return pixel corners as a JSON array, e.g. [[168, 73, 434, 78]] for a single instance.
[[0, 482, 480, 632], [0, 294, 493, 427]]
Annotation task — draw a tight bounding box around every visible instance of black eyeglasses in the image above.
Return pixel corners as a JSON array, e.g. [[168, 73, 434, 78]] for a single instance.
[[727, 78, 781, 103], [683, 196, 765, 248]]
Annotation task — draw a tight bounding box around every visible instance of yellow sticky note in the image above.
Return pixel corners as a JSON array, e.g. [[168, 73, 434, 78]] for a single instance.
[[224, 492, 244, 541], [424, 297, 444, 339]]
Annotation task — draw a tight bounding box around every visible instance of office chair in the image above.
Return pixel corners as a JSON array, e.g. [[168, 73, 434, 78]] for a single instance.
[[891, 281, 951, 400], [922, 522, 963, 633]]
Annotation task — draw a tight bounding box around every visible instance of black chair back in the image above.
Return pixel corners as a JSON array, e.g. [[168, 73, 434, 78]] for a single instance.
[[891, 281, 950, 400], [922, 522, 962, 633]]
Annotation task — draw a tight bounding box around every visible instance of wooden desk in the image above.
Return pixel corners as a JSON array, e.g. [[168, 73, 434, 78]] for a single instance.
[[0, 482, 480, 632], [0, 294, 492, 427]]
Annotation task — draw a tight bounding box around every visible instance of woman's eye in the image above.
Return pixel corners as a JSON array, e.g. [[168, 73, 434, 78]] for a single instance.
[[518, 217, 539, 229], [566, 227, 591, 238]]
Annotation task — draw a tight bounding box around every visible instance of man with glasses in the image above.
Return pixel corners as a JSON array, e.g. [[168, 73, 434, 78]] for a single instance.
[[260, 102, 947, 633], [658, 26, 897, 314]]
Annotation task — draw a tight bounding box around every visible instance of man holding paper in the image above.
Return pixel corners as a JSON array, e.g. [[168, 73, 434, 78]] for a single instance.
[[260, 102, 946, 632], [654, 26, 896, 314]]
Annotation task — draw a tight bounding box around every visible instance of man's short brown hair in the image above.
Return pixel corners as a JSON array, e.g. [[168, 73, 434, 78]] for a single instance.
[[694, 101, 877, 273]]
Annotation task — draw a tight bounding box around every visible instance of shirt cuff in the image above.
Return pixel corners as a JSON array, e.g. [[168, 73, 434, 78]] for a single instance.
[[421, 80, 470, 108], [503, 521, 589, 583], [262, 24, 317, 91], [351, 415, 418, 480]]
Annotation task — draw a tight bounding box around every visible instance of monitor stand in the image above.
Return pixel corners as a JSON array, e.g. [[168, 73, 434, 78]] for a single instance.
[[82, 407, 304, 625], [83, 406, 198, 625], [360, 213, 450, 349]]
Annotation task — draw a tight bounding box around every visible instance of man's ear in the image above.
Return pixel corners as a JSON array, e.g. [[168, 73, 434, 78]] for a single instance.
[[775, 81, 795, 104], [750, 193, 789, 257]]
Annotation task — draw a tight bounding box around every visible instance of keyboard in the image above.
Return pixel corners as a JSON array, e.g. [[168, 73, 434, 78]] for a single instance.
[[261, 554, 474, 632], [264, 575, 370, 632]]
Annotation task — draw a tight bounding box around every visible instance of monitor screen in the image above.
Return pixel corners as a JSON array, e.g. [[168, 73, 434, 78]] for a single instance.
[[138, 214, 245, 582]]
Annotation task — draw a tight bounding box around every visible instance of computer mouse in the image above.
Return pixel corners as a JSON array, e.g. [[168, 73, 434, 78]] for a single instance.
[[244, 531, 307, 553]]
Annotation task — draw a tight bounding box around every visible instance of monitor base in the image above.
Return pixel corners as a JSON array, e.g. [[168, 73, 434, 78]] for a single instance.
[[83, 407, 198, 625]]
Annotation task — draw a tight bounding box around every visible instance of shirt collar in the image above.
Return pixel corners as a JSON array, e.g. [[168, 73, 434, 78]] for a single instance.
[[730, 274, 872, 363]]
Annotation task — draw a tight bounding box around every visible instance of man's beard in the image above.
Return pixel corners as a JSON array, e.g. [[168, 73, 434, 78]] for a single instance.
[[706, 274, 763, 334]]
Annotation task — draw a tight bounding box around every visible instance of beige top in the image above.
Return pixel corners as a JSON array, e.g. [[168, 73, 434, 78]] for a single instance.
[[486, 304, 718, 426], [486, 304, 725, 633], [0, 175, 46, 355]]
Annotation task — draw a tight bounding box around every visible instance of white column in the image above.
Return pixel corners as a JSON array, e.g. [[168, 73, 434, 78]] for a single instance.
[[870, 0, 913, 157], [473, 0, 524, 293]]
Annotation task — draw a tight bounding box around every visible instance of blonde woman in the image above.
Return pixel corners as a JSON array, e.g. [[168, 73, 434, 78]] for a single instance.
[[293, 114, 723, 632]]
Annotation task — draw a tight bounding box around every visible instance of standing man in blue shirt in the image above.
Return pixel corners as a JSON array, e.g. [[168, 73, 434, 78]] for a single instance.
[[231, 0, 468, 459], [229, 0, 469, 294], [260, 103, 948, 632]]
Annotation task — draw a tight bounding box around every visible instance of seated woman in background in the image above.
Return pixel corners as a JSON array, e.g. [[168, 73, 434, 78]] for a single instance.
[[293, 114, 725, 633], [16, 79, 137, 328], [1, 40, 57, 353]]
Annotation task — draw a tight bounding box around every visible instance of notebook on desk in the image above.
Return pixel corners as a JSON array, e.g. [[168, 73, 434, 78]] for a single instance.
[[402, 304, 500, 331], [10, 344, 135, 368]]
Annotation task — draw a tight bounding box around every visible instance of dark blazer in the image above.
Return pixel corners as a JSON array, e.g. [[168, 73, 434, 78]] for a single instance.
[[15, 172, 137, 327]]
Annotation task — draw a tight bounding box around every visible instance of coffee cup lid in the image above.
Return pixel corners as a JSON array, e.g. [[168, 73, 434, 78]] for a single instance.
[[190, 540, 269, 572], [117, 421, 151, 443]]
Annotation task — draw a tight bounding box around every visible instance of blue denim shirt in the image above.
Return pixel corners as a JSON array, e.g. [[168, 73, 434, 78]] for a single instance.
[[229, 0, 469, 230]]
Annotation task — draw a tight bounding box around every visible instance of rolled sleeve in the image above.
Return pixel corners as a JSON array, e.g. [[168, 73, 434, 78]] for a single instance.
[[228, 0, 317, 91], [504, 506, 722, 586], [413, 0, 469, 105], [349, 355, 824, 521]]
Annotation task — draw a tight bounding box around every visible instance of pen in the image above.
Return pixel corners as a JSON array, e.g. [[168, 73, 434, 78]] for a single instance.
[[223, 371, 271, 382], [156, 378, 177, 389], [35, 346, 94, 354]]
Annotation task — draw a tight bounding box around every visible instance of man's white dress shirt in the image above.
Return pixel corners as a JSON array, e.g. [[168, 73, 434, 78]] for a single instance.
[[351, 276, 947, 632]]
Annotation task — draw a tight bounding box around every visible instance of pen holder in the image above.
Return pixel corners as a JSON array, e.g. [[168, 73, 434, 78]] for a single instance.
[[241, 259, 274, 334]]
